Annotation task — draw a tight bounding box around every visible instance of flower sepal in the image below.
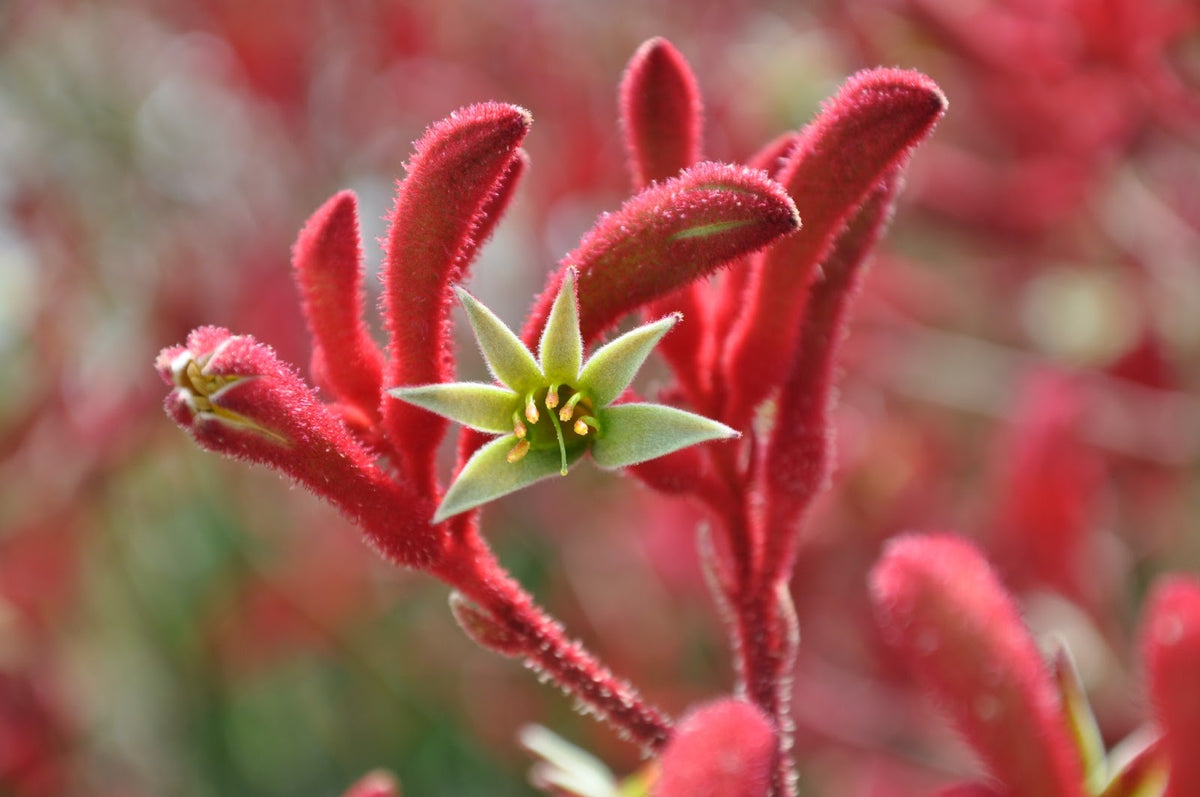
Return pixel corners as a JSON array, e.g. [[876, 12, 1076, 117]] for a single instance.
[[390, 268, 738, 521]]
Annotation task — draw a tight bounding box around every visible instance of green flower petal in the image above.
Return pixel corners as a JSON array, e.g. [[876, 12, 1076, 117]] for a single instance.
[[590, 403, 738, 469], [434, 435, 581, 522], [538, 268, 582, 383], [388, 382, 516, 434], [455, 287, 543, 393], [578, 313, 679, 407]]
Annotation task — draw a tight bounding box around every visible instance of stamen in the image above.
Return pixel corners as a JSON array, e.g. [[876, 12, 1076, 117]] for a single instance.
[[506, 439, 530, 463], [545, 383, 560, 410], [573, 419, 588, 436], [576, 415, 600, 436], [558, 391, 585, 422], [547, 406, 569, 476], [512, 411, 527, 439], [524, 393, 540, 424]]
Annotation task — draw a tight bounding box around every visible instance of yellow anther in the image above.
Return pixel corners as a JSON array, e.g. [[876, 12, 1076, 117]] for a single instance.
[[545, 384, 560, 410], [524, 393, 540, 424], [573, 418, 589, 436], [184, 360, 206, 393], [558, 391, 585, 422], [512, 411, 527, 439], [506, 439, 531, 463]]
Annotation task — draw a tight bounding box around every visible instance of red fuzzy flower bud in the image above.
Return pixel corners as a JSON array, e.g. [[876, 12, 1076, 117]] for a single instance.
[[870, 534, 1084, 797], [156, 326, 440, 568]]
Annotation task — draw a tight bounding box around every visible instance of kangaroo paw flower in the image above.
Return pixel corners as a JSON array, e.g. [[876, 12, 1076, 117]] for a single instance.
[[390, 269, 738, 521], [157, 326, 439, 567]]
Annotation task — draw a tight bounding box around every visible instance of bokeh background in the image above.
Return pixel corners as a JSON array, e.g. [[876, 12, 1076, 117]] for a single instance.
[[2, 0, 1199, 794]]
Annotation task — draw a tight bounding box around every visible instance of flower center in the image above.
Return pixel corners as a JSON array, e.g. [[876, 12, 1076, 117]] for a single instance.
[[170, 347, 243, 412], [507, 384, 599, 474], [167, 347, 288, 444]]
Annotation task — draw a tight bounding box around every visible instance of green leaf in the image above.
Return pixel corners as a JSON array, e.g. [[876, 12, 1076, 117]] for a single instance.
[[388, 382, 516, 434], [578, 313, 678, 407], [434, 435, 580, 522], [538, 268, 582, 383], [590, 403, 738, 469], [455, 287, 543, 393]]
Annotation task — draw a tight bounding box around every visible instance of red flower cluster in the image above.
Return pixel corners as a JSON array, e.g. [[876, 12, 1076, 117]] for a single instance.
[[189, 32, 1200, 797]]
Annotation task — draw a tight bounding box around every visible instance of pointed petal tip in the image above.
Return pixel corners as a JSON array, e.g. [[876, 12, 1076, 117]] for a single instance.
[[633, 36, 676, 57], [431, 502, 459, 525]]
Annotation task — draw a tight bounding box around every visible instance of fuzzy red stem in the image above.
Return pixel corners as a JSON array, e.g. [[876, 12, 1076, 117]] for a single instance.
[[434, 519, 674, 752]]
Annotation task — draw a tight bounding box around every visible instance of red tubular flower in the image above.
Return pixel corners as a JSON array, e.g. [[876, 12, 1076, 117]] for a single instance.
[[702, 132, 803, 410], [520, 161, 800, 348], [292, 190, 386, 432], [1142, 575, 1200, 797], [599, 40, 946, 795], [869, 534, 1085, 797], [620, 36, 702, 189], [156, 326, 440, 568], [619, 37, 712, 407], [761, 172, 902, 581], [720, 69, 947, 428], [652, 698, 775, 797], [380, 102, 532, 491]]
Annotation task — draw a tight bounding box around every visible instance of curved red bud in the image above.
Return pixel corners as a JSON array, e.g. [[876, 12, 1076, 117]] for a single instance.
[[620, 36, 703, 189], [292, 191, 385, 425], [157, 327, 440, 568], [619, 38, 714, 405], [722, 69, 946, 426], [522, 162, 800, 348]]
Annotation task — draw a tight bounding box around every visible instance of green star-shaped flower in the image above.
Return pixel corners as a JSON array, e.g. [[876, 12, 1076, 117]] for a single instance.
[[389, 269, 738, 522]]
